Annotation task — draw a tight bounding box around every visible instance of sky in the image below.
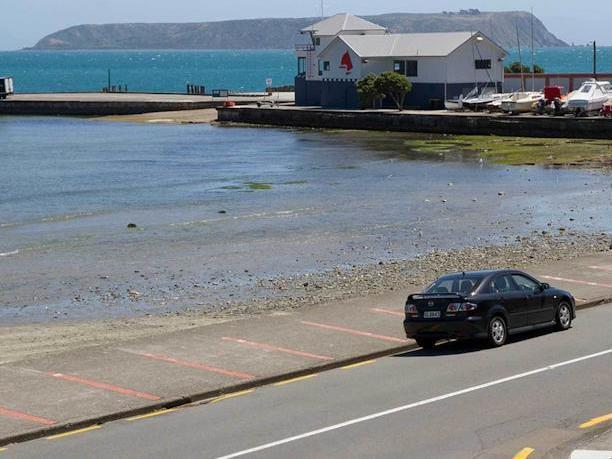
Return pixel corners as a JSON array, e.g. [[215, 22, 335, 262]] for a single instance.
[[0, 0, 609, 50]]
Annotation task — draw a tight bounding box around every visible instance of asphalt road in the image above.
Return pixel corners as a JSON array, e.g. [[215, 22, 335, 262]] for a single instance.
[[5, 303, 612, 459]]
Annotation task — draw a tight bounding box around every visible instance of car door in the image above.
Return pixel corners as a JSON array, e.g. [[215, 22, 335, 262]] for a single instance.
[[491, 274, 528, 329], [511, 274, 551, 324]]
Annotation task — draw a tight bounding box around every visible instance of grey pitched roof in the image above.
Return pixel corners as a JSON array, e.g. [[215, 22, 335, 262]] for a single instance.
[[329, 31, 501, 58], [301, 13, 386, 35]]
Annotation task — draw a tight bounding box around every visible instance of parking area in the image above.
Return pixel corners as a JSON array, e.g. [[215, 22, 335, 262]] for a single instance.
[[1, 251, 611, 445]]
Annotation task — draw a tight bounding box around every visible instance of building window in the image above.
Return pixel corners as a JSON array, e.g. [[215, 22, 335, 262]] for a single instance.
[[475, 59, 492, 69], [318, 60, 330, 75], [394, 60, 418, 77], [298, 57, 306, 75], [315, 37, 321, 46], [405, 60, 418, 77]]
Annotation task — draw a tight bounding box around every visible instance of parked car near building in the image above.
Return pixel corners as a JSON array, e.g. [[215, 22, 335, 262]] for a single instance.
[[403, 270, 575, 349]]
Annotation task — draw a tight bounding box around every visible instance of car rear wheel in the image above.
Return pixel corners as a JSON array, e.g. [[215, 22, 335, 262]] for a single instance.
[[555, 302, 572, 331], [416, 338, 436, 350], [487, 316, 507, 347]]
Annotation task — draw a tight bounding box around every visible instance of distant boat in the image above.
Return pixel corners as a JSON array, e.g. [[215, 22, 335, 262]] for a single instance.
[[566, 80, 612, 114], [500, 91, 544, 114], [0, 76, 14, 99]]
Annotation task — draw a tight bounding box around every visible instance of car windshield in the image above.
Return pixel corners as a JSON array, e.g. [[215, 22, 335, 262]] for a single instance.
[[425, 273, 486, 295]]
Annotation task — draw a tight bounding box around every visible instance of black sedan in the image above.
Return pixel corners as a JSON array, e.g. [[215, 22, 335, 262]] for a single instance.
[[403, 270, 576, 349]]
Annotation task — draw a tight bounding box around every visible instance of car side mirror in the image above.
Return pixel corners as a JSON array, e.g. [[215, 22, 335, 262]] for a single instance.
[[540, 283, 551, 291]]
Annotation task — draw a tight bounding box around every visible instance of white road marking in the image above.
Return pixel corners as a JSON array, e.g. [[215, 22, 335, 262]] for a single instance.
[[570, 451, 612, 459], [216, 348, 612, 459], [541, 275, 612, 289]]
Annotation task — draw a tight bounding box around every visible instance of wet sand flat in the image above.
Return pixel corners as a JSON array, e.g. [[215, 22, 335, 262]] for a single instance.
[[97, 108, 218, 124], [0, 118, 610, 330]]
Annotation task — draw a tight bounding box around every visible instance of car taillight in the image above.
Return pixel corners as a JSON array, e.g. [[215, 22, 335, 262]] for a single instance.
[[447, 302, 478, 313], [405, 303, 418, 315]]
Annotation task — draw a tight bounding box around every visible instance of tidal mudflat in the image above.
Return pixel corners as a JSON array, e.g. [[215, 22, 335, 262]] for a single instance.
[[0, 117, 610, 356]]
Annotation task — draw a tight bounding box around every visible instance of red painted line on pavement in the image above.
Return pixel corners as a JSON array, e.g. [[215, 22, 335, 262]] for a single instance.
[[301, 321, 409, 344], [589, 265, 612, 273], [541, 275, 612, 289], [133, 352, 255, 381], [222, 337, 333, 361], [0, 406, 56, 426], [48, 373, 160, 401], [370, 308, 405, 318]]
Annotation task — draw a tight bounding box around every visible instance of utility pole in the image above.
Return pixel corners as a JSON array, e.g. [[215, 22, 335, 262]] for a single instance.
[[530, 7, 535, 92], [593, 41, 597, 79]]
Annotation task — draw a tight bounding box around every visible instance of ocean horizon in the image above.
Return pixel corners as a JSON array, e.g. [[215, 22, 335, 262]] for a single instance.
[[1, 47, 611, 94]]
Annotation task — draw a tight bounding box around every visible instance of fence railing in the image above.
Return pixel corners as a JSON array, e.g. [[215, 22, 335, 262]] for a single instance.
[[504, 72, 612, 92], [295, 44, 315, 52]]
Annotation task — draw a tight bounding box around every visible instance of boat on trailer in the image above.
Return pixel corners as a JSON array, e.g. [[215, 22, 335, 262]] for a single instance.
[[565, 80, 612, 115], [500, 91, 544, 114], [462, 87, 507, 111]]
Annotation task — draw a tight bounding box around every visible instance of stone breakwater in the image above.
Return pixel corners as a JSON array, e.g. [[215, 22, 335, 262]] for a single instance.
[[217, 106, 612, 140]]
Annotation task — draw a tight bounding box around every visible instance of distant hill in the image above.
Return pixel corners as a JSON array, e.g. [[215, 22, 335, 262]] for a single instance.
[[30, 10, 567, 51]]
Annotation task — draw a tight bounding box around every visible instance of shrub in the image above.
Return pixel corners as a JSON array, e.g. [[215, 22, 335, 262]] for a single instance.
[[357, 72, 412, 110]]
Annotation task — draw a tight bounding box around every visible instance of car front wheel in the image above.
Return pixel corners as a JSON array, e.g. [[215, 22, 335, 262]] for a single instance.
[[487, 316, 507, 347], [555, 302, 572, 331]]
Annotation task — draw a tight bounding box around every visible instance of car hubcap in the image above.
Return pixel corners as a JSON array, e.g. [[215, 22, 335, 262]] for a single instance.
[[560, 305, 571, 327], [492, 319, 505, 344]]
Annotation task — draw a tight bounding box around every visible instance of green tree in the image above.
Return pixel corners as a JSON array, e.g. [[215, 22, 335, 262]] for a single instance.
[[374, 71, 413, 111], [504, 61, 545, 74], [356, 74, 385, 109]]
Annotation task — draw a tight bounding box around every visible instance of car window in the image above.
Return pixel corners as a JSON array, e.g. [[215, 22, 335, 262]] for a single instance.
[[426, 274, 485, 294], [490, 275, 515, 293], [512, 274, 540, 292], [429, 279, 453, 293]]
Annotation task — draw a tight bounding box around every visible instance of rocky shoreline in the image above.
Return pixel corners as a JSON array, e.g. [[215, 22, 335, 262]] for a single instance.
[[213, 231, 612, 317], [1, 232, 609, 362]]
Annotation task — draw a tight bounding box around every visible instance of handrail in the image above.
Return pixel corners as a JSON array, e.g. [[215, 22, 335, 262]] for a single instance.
[[295, 44, 315, 52]]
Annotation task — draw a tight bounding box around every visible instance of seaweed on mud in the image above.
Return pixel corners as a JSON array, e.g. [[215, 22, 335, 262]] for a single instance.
[[245, 182, 273, 190], [402, 135, 612, 167]]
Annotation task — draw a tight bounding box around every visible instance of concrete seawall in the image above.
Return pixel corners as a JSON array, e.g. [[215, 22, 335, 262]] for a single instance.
[[217, 106, 612, 140], [1, 100, 217, 116], [0, 93, 294, 116]]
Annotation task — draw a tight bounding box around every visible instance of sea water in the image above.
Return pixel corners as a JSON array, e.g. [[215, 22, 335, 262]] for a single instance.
[[0, 47, 610, 94], [1, 117, 611, 322]]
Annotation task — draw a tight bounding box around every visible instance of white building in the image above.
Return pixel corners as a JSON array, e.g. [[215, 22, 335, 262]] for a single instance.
[[295, 13, 507, 109]]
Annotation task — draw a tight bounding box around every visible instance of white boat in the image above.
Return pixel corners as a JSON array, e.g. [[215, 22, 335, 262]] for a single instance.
[[0, 76, 13, 99], [485, 93, 514, 110], [444, 87, 478, 111], [500, 92, 544, 114], [462, 88, 506, 111], [566, 80, 612, 114], [444, 99, 463, 110]]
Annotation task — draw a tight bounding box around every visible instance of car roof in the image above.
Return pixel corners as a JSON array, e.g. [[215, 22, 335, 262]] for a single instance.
[[441, 269, 523, 278]]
